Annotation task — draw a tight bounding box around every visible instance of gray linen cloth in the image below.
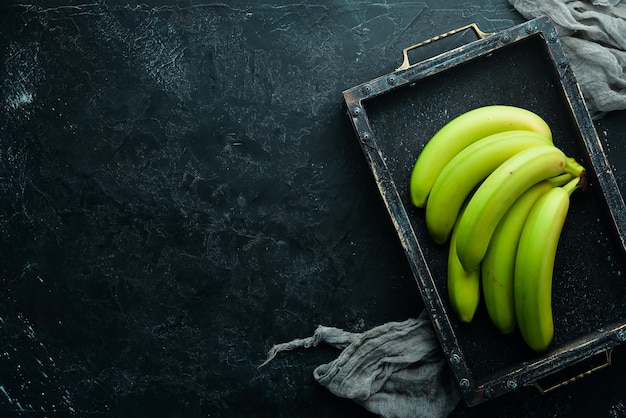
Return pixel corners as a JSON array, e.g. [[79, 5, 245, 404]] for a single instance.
[[510, 0, 626, 118], [260, 310, 461, 418]]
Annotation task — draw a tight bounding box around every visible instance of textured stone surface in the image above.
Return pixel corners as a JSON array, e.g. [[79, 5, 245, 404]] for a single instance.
[[0, 1, 625, 417]]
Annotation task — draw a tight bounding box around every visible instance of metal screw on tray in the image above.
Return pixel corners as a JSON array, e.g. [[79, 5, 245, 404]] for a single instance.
[[363, 84, 372, 95], [450, 354, 461, 365], [352, 107, 361, 117], [459, 378, 470, 389], [506, 380, 518, 390], [387, 76, 396, 85]]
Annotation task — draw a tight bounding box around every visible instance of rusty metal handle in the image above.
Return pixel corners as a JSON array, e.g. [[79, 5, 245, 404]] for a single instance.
[[395, 23, 493, 72], [531, 348, 614, 394]]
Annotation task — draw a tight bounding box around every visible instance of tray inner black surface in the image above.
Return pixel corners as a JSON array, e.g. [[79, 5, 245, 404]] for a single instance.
[[362, 34, 626, 383]]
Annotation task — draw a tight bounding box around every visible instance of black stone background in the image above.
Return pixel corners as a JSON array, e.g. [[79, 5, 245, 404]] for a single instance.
[[1, 1, 625, 417]]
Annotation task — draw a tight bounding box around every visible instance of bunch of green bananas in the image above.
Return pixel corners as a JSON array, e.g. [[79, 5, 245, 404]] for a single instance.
[[409, 105, 586, 352]]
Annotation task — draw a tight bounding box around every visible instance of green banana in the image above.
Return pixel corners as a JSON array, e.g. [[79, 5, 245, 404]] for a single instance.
[[425, 130, 552, 244], [409, 105, 553, 208], [455, 145, 584, 273], [448, 203, 481, 323], [514, 176, 582, 352]]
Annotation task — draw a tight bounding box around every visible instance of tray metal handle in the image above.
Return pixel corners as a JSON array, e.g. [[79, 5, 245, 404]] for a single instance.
[[530, 347, 614, 394], [396, 23, 493, 72]]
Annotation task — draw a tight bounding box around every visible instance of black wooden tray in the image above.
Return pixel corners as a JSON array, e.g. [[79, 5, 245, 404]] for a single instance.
[[342, 17, 626, 406]]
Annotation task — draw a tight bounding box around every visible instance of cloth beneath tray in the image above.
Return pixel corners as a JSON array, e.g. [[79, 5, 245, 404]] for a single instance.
[[260, 310, 461, 418], [509, 0, 626, 119]]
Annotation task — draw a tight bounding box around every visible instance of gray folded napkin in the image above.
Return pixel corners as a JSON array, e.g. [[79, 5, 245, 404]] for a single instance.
[[510, 0, 626, 118], [260, 310, 461, 418]]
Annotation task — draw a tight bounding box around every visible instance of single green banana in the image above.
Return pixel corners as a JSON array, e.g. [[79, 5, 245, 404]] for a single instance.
[[455, 145, 583, 272], [514, 176, 582, 352], [425, 130, 552, 244], [409, 105, 553, 208], [448, 203, 481, 323]]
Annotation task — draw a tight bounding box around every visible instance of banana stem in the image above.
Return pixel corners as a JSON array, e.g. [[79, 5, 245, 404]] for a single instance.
[[564, 157, 586, 178], [562, 175, 583, 196], [546, 172, 573, 187]]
